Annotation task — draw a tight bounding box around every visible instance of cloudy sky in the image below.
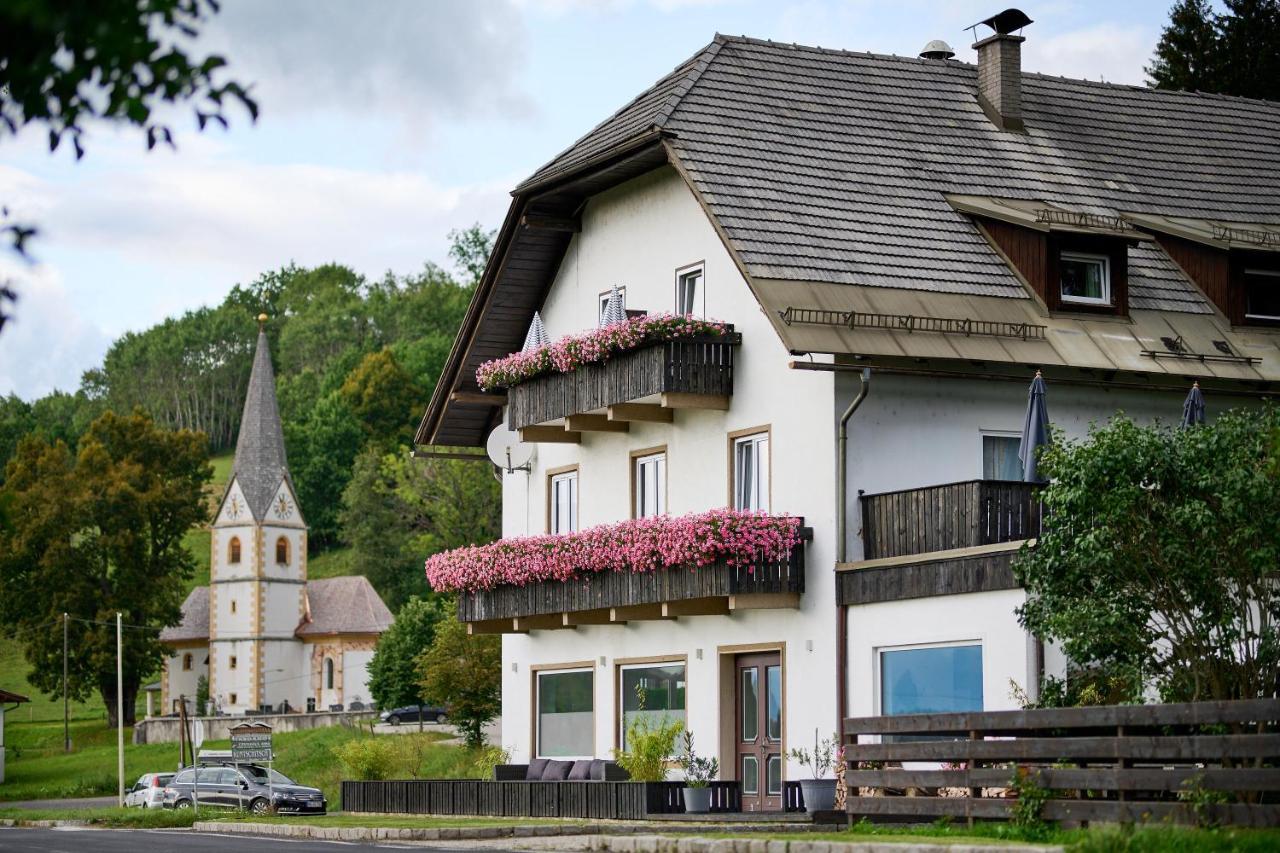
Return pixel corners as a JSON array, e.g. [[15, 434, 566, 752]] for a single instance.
[[0, 0, 1172, 399]]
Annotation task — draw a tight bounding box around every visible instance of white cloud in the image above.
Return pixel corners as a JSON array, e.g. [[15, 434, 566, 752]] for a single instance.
[[1024, 24, 1155, 85]]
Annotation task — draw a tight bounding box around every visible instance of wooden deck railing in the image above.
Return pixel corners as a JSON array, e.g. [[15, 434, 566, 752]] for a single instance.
[[843, 699, 1280, 828], [859, 479, 1041, 560], [507, 333, 740, 430], [457, 533, 807, 626]]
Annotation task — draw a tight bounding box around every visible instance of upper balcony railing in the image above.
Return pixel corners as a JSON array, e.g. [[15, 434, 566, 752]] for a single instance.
[[859, 479, 1042, 561], [507, 333, 740, 431]]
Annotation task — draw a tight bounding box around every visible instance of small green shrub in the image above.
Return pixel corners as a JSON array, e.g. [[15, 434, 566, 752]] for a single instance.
[[613, 686, 683, 781], [1007, 765, 1052, 839], [474, 744, 512, 780], [332, 737, 398, 780]]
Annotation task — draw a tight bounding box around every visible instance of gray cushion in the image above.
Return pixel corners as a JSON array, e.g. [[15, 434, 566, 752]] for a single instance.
[[567, 760, 593, 781], [541, 760, 573, 780], [525, 759, 549, 781], [589, 759, 607, 781]]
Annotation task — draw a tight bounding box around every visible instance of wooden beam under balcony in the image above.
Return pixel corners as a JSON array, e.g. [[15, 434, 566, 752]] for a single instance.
[[662, 598, 730, 618], [661, 392, 730, 411], [451, 391, 506, 406], [610, 604, 673, 622], [607, 404, 673, 423], [513, 614, 572, 632], [519, 426, 581, 444], [564, 414, 629, 433], [729, 592, 802, 611], [563, 610, 615, 627], [468, 618, 519, 635]]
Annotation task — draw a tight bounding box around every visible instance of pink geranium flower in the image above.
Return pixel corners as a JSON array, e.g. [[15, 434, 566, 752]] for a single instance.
[[425, 509, 802, 593]]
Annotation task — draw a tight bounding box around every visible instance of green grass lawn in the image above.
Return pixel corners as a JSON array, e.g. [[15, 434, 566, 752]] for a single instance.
[[308, 546, 356, 579], [0, 722, 479, 806], [0, 806, 200, 828]]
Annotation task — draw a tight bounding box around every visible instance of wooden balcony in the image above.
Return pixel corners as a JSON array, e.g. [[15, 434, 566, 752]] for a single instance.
[[859, 479, 1041, 560], [507, 333, 740, 434], [459, 531, 807, 634]]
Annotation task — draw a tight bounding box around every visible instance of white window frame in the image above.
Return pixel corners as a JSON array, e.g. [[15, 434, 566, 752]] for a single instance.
[[598, 286, 627, 326], [549, 469, 578, 534], [675, 262, 704, 316], [632, 451, 667, 518], [732, 432, 770, 512], [1243, 268, 1280, 321], [979, 430, 1021, 481], [1058, 251, 1111, 306], [536, 667, 595, 760], [617, 661, 686, 751], [874, 639, 984, 719]]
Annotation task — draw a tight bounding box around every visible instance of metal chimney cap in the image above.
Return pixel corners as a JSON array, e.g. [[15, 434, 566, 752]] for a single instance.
[[971, 8, 1033, 35], [919, 39, 956, 60]]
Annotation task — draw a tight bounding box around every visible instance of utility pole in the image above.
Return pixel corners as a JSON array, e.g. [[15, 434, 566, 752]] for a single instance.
[[116, 612, 124, 808], [62, 613, 69, 753]]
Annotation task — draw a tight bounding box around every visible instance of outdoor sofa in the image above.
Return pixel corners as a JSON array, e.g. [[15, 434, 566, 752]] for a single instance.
[[493, 759, 629, 781]]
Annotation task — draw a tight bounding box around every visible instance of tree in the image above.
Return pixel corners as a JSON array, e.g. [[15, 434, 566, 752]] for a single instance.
[[447, 224, 497, 287], [340, 349, 424, 449], [416, 617, 500, 749], [1014, 407, 1280, 702], [1148, 0, 1280, 100], [0, 409, 210, 726], [367, 596, 450, 711], [283, 393, 362, 548]]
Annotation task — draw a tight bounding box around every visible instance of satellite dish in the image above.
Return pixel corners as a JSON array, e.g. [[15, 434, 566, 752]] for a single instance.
[[486, 426, 535, 473]]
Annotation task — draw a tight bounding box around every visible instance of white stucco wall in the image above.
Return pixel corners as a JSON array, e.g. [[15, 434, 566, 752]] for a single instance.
[[165, 649, 205, 714], [262, 638, 311, 710], [343, 649, 375, 707], [497, 167, 838, 777]]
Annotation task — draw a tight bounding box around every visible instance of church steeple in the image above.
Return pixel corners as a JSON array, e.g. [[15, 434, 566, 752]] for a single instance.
[[233, 314, 290, 520]]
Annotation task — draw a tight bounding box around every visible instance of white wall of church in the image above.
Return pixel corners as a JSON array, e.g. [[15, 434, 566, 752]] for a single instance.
[[498, 167, 838, 775], [262, 580, 304, 637], [343, 650, 375, 707], [212, 639, 255, 711], [164, 649, 205, 714], [262, 639, 310, 710]]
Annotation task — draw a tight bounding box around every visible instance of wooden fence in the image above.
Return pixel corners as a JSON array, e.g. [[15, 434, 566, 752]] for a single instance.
[[843, 699, 1280, 827], [507, 333, 740, 431], [859, 479, 1041, 560]]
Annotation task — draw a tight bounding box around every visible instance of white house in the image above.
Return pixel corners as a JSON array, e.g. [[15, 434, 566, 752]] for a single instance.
[[161, 319, 393, 716], [414, 19, 1280, 811]]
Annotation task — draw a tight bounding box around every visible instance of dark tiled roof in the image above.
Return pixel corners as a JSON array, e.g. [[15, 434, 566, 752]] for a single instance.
[[523, 35, 1280, 312], [160, 587, 209, 642], [0, 687, 30, 703], [296, 576, 394, 637], [232, 329, 290, 520]]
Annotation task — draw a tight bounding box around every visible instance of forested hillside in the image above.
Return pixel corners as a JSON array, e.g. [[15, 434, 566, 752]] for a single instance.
[[0, 226, 501, 613]]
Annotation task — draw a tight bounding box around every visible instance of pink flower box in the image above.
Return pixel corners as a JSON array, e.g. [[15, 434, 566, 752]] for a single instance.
[[476, 313, 730, 392], [425, 509, 803, 594]]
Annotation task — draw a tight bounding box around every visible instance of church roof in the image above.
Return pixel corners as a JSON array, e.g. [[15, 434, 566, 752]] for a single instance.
[[160, 587, 210, 642], [296, 576, 394, 637], [232, 325, 291, 521]]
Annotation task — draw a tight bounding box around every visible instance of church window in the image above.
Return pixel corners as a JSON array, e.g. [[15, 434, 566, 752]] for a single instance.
[[230, 655, 238, 670], [230, 600, 237, 614], [325, 658, 335, 689], [229, 692, 238, 705], [276, 536, 289, 565], [228, 536, 241, 564], [182, 653, 192, 671]]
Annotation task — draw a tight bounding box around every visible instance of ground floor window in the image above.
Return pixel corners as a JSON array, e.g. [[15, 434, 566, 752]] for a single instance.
[[880, 643, 983, 716], [537, 668, 594, 758], [619, 662, 685, 750]]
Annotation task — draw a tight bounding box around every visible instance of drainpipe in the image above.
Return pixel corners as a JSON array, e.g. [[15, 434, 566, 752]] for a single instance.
[[835, 369, 871, 742]]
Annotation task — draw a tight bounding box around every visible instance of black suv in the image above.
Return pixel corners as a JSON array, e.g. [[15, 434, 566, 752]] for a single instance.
[[162, 763, 326, 815]]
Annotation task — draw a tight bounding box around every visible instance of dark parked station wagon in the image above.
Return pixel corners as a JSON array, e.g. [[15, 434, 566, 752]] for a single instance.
[[162, 763, 326, 815]]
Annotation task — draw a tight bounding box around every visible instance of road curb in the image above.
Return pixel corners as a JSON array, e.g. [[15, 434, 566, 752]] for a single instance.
[[191, 822, 1059, 852]]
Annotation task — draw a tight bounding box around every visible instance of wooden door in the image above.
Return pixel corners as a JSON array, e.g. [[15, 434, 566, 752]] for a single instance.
[[735, 652, 783, 811]]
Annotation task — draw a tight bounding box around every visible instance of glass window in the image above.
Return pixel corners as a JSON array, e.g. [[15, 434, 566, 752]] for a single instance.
[[982, 434, 1022, 481], [766, 755, 782, 796], [765, 665, 781, 742], [325, 658, 334, 689], [740, 668, 759, 741], [228, 536, 241, 564], [550, 470, 578, 534], [619, 663, 685, 750], [741, 756, 759, 795], [173, 769, 194, 785], [880, 644, 983, 716], [633, 452, 666, 518], [276, 536, 289, 565], [537, 669, 594, 758], [229, 692, 238, 705], [229, 655, 238, 670], [1059, 251, 1110, 305], [182, 653, 192, 671], [676, 265, 702, 315], [1244, 269, 1280, 321], [733, 433, 770, 512]]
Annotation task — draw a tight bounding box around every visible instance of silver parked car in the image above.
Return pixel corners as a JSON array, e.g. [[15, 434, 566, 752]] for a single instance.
[[125, 772, 175, 808]]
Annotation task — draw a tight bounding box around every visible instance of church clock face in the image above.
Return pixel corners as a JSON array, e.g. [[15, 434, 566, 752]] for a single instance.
[[227, 495, 243, 520], [275, 493, 294, 519]]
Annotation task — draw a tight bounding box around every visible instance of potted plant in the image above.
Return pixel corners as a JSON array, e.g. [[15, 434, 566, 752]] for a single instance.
[[678, 731, 719, 814], [788, 729, 839, 813]]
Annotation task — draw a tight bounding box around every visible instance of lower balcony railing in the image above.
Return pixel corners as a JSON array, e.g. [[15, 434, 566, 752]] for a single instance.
[[457, 534, 807, 634], [859, 479, 1042, 560]]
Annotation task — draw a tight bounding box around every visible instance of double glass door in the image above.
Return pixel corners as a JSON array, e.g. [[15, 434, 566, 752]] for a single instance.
[[735, 652, 782, 811]]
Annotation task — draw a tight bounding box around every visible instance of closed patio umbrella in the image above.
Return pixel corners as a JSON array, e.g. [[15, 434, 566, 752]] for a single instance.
[[600, 283, 627, 326], [522, 311, 549, 352], [1018, 370, 1052, 483], [1181, 381, 1205, 427]]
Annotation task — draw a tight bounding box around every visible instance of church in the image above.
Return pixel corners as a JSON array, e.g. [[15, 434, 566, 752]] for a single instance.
[[160, 316, 393, 716]]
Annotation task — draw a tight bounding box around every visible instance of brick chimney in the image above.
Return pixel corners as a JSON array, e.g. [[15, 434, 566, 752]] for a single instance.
[[969, 8, 1033, 131]]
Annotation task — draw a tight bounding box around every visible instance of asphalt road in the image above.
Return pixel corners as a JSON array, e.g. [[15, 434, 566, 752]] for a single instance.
[[0, 826, 510, 851], [0, 797, 118, 811]]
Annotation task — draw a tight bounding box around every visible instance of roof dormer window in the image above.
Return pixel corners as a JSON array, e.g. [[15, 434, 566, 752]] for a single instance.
[[1059, 252, 1111, 306], [1243, 268, 1280, 323]]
